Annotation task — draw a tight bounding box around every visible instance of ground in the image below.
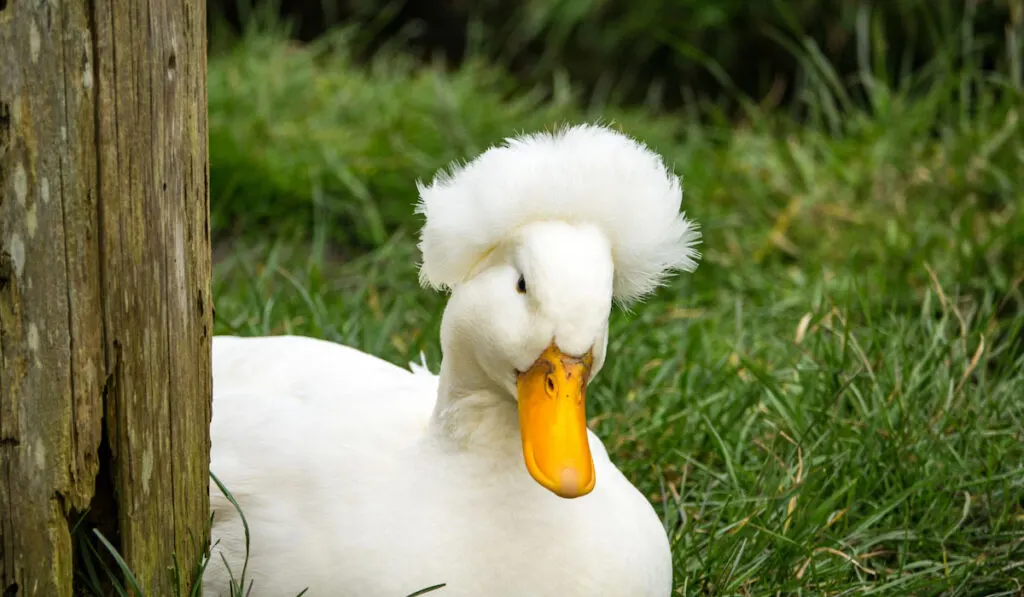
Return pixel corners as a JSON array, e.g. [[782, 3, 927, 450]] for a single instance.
[[203, 22, 1024, 597]]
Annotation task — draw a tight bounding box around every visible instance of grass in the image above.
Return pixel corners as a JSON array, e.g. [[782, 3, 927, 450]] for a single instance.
[[73, 521, 212, 597], [205, 15, 1024, 597]]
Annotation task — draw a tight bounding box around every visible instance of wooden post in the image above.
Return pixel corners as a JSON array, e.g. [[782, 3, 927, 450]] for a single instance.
[[0, 0, 212, 595]]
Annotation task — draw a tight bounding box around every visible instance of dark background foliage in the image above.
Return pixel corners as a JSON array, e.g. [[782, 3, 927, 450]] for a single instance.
[[209, 0, 1020, 111]]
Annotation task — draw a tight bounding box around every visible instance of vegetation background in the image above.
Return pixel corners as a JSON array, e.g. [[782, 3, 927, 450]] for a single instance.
[[202, 0, 1024, 594]]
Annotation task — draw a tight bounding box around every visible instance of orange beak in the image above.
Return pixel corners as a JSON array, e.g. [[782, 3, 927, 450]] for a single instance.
[[516, 343, 595, 498]]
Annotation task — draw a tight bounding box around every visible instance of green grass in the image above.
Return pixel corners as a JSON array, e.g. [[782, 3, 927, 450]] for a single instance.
[[207, 18, 1024, 597]]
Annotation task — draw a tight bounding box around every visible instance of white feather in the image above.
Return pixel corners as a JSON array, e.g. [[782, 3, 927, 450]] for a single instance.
[[416, 123, 701, 303]]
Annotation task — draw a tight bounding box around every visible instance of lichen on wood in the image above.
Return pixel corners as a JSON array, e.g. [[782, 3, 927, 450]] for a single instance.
[[0, 1, 211, 595]]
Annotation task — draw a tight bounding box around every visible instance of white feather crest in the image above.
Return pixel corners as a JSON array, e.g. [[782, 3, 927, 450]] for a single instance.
[[415, 123, 701, 304]]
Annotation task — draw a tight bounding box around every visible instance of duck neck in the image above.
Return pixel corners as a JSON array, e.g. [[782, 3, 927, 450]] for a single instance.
[[430, 342, 520, 454]]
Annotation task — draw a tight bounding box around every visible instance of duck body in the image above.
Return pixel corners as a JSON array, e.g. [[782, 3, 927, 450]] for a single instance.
[[204, 124, 700, 597], [205, 335, 672, 597]]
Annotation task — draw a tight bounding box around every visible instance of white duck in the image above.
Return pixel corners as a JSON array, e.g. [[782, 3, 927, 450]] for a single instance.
[[204, 124, 701, 597]]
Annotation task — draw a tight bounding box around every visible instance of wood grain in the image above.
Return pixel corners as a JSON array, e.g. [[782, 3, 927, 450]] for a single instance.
[[0, 0, 211, 594]]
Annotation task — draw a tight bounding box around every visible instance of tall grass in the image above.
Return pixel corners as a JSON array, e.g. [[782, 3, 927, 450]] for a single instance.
[[199, 5, 1024, 595], [211, 0, 1023, 110]]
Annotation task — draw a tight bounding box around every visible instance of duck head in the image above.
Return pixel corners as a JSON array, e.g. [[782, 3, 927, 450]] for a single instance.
[[438, 220, 613, 498], [416, 124, 701, 499]]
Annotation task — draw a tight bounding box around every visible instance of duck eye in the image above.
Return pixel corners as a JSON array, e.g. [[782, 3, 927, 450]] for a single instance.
[[516, 275, 527, 294]]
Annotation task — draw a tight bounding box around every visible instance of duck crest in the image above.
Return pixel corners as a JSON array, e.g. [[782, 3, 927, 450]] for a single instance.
[[415, 123, 701, 304]]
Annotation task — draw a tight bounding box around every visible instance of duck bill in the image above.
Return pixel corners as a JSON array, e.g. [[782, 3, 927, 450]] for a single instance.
[[516, 344, 595, 499]]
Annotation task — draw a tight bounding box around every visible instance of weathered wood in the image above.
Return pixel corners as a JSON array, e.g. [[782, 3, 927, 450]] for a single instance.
[[0, 0, 212, 595]]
